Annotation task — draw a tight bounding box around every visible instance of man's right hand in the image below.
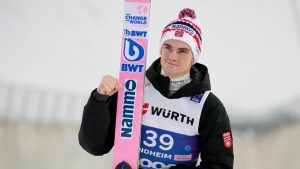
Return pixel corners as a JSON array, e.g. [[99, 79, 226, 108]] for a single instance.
[[97, 75, 122, 96]]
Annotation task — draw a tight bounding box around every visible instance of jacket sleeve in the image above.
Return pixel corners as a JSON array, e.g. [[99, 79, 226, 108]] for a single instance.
[[78, 89, 118, 156], [170, 93, 234, 169], [196, 93, 234, 169]]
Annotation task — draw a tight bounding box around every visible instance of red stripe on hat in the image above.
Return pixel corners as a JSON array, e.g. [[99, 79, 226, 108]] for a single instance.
[[161, 28, 202, 52], [161, 28, 172, 38], [164, 18, 202, 36], [179, 18, 202, 35], [163, 19, 202, 44]]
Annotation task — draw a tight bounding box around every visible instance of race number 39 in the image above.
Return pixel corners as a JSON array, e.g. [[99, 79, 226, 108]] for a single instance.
[[142, 130, 174, 151]]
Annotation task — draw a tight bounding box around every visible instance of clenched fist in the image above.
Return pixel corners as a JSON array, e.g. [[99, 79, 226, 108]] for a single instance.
[[97, 75, 122, 96]]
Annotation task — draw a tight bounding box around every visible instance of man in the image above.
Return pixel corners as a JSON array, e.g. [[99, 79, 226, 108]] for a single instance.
[[79, 8, 234, 169]]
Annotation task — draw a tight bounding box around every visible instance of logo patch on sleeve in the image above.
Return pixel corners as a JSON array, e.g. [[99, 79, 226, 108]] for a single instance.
[[223, 132, 232, 149]]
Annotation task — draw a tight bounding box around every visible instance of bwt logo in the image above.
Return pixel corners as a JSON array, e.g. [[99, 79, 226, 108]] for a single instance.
[[123, 38, 144, 62], [124, 29, 147, 38], [120, 79, 137, 139], [121, 63, 144, 73], [122, 38, 145, 73]]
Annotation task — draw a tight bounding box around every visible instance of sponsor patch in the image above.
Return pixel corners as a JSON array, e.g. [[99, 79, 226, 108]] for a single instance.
[[174, 154, 192, 161], [171, 24, 195, 34], [190, 93, 204, 103], [175, 30, 184, 37], [223, 132, 232, 148]]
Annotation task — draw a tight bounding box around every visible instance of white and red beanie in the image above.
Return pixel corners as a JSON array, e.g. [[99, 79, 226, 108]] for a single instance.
[[159, 8, 203, 63]]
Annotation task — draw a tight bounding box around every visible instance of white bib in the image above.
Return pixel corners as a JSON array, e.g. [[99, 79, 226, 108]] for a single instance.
[[139, 79, 210, 169]]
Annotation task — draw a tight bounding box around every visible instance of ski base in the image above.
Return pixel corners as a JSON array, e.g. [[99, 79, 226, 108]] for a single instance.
[[115, 161, 132, 169]]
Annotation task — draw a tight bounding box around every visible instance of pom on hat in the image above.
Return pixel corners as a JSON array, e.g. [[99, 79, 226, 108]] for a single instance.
[[178, 8, 196, 19]]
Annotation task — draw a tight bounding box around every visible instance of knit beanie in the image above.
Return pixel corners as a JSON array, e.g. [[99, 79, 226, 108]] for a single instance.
[[159, 8, 202, 63]]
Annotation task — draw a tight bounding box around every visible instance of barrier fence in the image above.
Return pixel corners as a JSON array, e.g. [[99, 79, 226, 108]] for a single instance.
[[0, 80, 89, 125]]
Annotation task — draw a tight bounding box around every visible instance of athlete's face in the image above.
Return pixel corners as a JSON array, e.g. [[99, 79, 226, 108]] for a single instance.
[[160, 39, 194, 79]]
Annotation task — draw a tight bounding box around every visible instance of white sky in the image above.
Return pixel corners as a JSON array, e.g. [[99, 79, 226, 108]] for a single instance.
[[0, 0, 300, 115]]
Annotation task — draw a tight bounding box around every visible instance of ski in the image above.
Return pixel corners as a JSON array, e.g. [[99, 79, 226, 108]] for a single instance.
[[113, 0, 151, 169]]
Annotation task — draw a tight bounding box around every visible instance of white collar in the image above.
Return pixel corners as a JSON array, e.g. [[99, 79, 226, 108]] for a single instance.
[[160, 68, 191, 94]]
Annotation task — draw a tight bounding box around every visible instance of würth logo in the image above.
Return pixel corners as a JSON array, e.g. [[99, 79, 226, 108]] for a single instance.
[[150, 106, 194, 126]]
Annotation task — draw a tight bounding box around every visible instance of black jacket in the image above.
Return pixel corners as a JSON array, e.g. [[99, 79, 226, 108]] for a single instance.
[[79, 58, 234, 169]]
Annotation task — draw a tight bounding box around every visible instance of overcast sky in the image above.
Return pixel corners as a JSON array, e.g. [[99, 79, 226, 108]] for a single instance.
[[0, 0, 300, 115]]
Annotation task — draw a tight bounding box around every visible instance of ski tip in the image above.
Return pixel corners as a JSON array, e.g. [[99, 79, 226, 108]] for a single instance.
[[115, 161, 132, 169]]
